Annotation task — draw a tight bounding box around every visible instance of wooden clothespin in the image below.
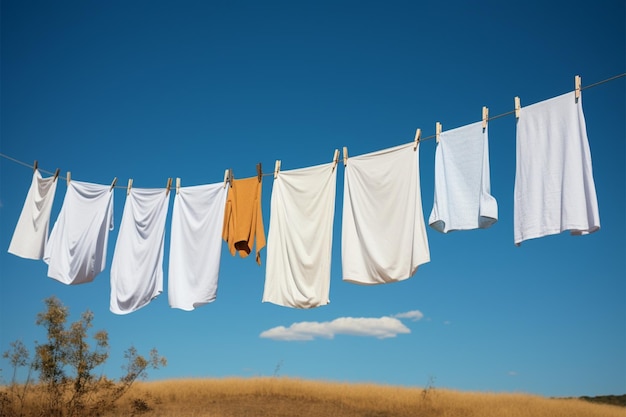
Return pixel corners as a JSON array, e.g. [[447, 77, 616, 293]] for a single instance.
[[332, 149, 340, 171], [176, 178, 181, 195], [228, 168, 233, 188], [67, 171, 71, 186], [274, 160, 281, 179], [127, 179, 133, 196], [257, 163, 262, 182], [223, 169, 230, 188], [33, 160, 38, 172], [436, 122, 442, 143], [482, 106, 489, 129], [110, 177, 118, 192], [575, 75, 582, 101], [53, 168, 60, 180], [166, 178, 172, 196], [413, 128, 421, 150], [514, 97, 521, 119], [343, 147, 348, 166]]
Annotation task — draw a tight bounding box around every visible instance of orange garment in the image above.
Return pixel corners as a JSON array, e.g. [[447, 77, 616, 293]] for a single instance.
[[222, 176, 266, 265]]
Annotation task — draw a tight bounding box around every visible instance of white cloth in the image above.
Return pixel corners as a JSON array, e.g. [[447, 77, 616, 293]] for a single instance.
[[110, 188, 170, 315], [429, 121, 498, 233], [168, 182, 228, 311], [342, 142, 430, 285], [44, 180, 114, 285], [8, 169, 58, 260], [263, 162, 337, 308], [514, 91, 600, 245]]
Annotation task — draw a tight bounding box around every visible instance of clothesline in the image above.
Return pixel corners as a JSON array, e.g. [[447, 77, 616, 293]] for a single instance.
[[5, 71, 609, 311], [1, 72, 624, 187]]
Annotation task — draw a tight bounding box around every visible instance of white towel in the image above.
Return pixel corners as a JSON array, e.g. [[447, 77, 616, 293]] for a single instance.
[[342, 142, 430, 285], [429, 121, 498, 233], [110, 188, 170, 315], [514, 91, 600, 245], [168, 182, 228, 311], [44, 180, 114, 285], [8, 169, 58, 260], [263, 161, 337, 308]]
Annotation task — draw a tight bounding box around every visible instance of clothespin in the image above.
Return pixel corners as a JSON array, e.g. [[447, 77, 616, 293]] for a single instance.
[[332, 149, 340, 171], [575, 75, 582, 101], [343, 147, 348, 166], [413, 129, 421, 150], [67, 171, 71, 186], [33, 160, 38, 172], [53, 168, 60, 180], [257, 163, 262, 182], [482, 106, 489, 129], [223, 169, 230, 188], [176, 178, 181, 195], [127, 179, 133, 196], [274, 160, 281, 179], [110, 177, 118, 192], [436, 122, 442, 143], [228, 168, 233, 188], [514, 97, 521, 119], [166, 178, 172, 196]]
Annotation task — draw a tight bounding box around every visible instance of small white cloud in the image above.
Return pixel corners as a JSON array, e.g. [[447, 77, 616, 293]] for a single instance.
[[394, 310, 424, 321], [260, 316, 410, 341], [443, 320, 451, 325], [259, 322, 334, 341], [507, 371, 518, 376]]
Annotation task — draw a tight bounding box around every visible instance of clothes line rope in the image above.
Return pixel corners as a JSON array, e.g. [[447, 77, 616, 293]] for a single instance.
[[417, 72, 626, 141], [1, 72, 624, 186], [581, 73, 626, 91]]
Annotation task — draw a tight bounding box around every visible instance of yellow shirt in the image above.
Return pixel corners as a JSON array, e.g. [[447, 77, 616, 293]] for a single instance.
[[222, 176, 266, 265]]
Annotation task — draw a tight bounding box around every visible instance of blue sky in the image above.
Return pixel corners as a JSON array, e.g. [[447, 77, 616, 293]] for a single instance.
[[1, 0, 624, 398]]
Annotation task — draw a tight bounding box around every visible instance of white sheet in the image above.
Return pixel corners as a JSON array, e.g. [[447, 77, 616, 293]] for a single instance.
[[44, 180, 114, 285], [429, 121, 498, 233], [168, 182, 228, 311], [263, 161, 337, 308], [8, 169, 58, 260], [514, 91, 600, 245], [342, 142, 430, 284], [110, 187, 170, 314]]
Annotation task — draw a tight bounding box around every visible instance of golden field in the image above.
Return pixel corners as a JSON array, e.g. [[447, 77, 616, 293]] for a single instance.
[[3, 377, 624, 417], [106, 377, 624, 417]]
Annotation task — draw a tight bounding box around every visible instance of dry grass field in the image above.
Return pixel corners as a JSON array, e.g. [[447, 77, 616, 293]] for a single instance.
[[89, 377, 624, 417]]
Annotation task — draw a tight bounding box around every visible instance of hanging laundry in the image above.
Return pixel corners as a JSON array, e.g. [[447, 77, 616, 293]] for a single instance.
[[263, 161, 337, 308], [514, 91, 600, 245], [222, 176, 266, 265], [429, 121, 498, 233], [342, 142, 430, 285], [168, 182, 228, 311], [8, 169, 58, 260], [110, 187, 170, 315], [44, 180, 114, 285]]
